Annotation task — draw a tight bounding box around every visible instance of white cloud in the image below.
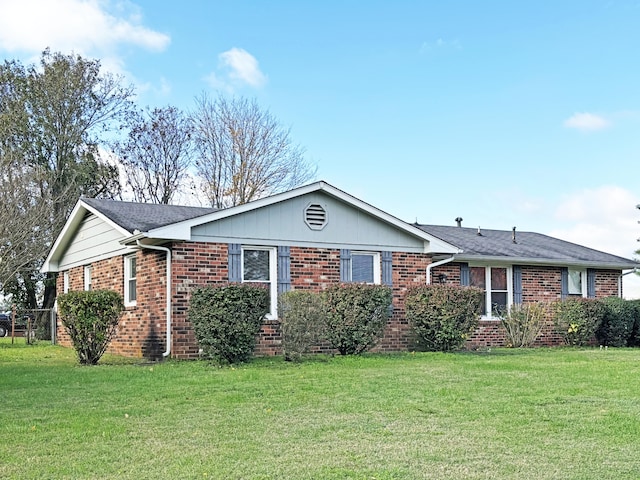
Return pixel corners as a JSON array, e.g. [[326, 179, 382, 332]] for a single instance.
[[206, 48, 267, 91], [550, 185, 640, 299], [419, 38, 462, 54], [0, 0, 169, 77], [563, 112, 610, 132]]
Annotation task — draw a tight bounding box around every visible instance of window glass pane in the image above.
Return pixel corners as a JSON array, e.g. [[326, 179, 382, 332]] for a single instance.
[[128, 280, 137, 302], [470, 267, 486, 289], [491, 268, 507, 290], [352, 254, 374, 283], [491, 292, 507, 315], [568, 270, 582, 295], [243, 250, 270, 281], [85, 266, 92, 291], [130, 257, 136, 277]]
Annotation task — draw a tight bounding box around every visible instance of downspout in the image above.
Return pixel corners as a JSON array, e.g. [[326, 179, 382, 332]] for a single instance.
[[426, 256, 456, 284], [136, 240, 172, 358]]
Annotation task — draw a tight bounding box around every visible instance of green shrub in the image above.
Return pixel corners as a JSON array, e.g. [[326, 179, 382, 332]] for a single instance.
[[405, 285, 483, 352], [278, 290, 326, 362], [552, 297, 605, 346], [57, 290, 124, 365], [596, 297, 636, 347], [500, 302, 549, 348], [189, 284, 269, 364], [323, 283, 392, 355], [629, 300, 640, 347]]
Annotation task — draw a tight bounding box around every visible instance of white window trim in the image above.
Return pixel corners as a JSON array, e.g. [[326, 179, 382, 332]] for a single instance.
[[568, 268, 587, 297], [63, 271, 69, 294], [241, 246, 278, 320], [124, 254, 137, 307], [351, 251, 381, 285], [84, 265, 92, 291], [470, 264, 513, 320]]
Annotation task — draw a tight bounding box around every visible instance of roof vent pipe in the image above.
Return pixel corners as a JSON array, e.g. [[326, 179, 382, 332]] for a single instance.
[[477, 226, 482, 236], [512, 226, 517, 244], [455, 217, 463, 227]]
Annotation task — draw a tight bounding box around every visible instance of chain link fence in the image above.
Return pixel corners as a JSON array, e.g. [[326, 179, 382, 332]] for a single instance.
[[0, 308, 56, 344]]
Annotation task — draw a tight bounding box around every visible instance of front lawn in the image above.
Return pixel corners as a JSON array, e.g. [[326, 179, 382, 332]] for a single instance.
[[1, 341, 640, 479]]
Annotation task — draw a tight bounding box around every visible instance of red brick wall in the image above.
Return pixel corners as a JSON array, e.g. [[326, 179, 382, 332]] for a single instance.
[[171, 242, 229, 358], [431, 263, 621, 348], [596, 269, 620, 297], [56, 251, 170, 359], [56, 249, 624, 360], [375, 252, 430, 352]]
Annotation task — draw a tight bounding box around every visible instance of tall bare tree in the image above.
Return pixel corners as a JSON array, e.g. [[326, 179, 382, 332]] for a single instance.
[[191, 94, 316, 208], [114, 106, 193, 204], [0, 50, 134, 308]]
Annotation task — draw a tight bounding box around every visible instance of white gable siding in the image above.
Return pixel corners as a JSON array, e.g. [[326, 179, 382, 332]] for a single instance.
[[191, 192, 426, 252], [58, 213, 130, 270]]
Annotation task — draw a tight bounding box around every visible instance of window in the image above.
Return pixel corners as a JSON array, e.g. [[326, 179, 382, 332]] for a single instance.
[[63, 271, 69, 293], [242, 247, 277, 319], [568, 268, 586, 297], [351, 252, 381, 284], [124, 255, 137, 306], [84, 265, 92, 291], [469, 265, 512, 319]]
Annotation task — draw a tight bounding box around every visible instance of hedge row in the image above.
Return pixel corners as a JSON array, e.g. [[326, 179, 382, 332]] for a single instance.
[[191, 283, 393, 363]]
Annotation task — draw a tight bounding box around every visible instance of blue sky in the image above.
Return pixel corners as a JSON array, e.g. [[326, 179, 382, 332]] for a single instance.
[[1, 0, 640, 295]]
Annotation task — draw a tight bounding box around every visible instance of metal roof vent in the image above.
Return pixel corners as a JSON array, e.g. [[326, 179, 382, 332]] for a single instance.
[[304, 203, 328, 230]]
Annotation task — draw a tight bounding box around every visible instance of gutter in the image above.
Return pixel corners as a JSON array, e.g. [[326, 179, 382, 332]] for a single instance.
[[426, 256, 456, 284], [136, 240, 172, 358], [453, 255, 639, 271]]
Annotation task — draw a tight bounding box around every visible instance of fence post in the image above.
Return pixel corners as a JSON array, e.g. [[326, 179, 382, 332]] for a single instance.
[[11, 304, 16, 344], [50, 309, 56, 345]]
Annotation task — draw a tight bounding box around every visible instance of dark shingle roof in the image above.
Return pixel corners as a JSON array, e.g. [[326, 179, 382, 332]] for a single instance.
[[417, 224, 638, 268], [79, 197, 637, 269], [82, 197, 218, 233]]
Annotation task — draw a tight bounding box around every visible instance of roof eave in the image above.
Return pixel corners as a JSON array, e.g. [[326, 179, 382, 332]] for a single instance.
[[454, 254, 640, 270], [41, 199, 133, 273]]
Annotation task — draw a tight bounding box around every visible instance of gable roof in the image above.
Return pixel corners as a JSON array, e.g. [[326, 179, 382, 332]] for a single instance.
[[41, 198, 219, 272], [417, 224, 638, 269], [42, 181, 639, 273], [123, 181, 461, 254], [81, 197, 217, 233], [42, 181, 461, 272]]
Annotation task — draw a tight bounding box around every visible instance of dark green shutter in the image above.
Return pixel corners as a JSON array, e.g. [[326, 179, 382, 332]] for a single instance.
[[382, 251, 393, 286], [340, 249, 351, 282], [228, 243, 241, 282], [587, 269, 596, 298], [513, 265, 522, 304], [460, 263, 470, 286], [277, 246, 291, 294], [560, 267, 568, 299]]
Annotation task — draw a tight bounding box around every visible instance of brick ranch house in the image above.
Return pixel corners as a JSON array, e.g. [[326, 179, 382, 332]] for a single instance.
[[42, 181, 639, 359]]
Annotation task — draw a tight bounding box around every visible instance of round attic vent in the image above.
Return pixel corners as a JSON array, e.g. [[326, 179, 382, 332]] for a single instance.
[[304, 203, 327, 230]]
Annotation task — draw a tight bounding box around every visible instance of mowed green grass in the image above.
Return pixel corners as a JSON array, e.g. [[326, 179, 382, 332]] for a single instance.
[[2, 341, 640, 479]]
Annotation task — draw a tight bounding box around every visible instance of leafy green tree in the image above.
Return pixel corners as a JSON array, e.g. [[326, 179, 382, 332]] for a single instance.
[[0, 50, 134, 308]]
